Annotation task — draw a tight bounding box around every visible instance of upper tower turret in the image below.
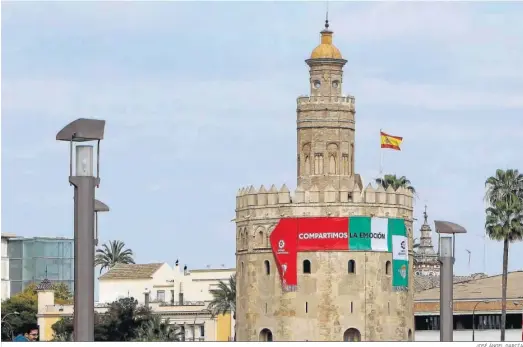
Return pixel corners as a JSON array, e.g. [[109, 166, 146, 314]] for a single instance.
[[297, 20, 356, 192], [306, 19, 347, 97]]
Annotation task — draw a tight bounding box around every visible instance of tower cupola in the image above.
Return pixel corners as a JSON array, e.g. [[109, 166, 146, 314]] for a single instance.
[[310, 20, 343, 60]]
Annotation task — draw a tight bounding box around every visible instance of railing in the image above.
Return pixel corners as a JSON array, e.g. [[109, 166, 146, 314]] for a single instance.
[[158, 300, 206, 307]]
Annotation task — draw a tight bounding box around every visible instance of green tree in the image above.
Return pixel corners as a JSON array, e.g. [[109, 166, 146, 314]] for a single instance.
[[133, 315, 182, 342], [51, 298, 152, 341], [207, 275, 236, 340], [375, 174, 416, 193], [1, 282, 72, 341], [101, 297, 151, 341], [95, 240, 135, 274], [484, 169, 523, 341]]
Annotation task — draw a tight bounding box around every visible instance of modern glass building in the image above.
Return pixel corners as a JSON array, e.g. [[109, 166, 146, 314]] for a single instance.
[[8, 237, 74, 295]]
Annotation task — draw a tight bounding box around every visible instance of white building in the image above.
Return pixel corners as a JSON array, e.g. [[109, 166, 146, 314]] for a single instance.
[[95, 262, 236, 341], [1, 233, 16, 300]]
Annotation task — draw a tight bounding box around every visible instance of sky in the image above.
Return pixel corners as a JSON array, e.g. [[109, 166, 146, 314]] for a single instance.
[[2, 1, 523, 282]]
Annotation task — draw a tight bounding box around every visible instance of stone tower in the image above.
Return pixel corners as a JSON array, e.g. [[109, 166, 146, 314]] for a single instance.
[[413, 206, 440, 276], [235, 21, 415, 342]]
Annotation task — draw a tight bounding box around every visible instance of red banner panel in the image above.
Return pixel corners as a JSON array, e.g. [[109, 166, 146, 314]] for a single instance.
[[269, 218, 298, 289], [296, 217, 348, 251]]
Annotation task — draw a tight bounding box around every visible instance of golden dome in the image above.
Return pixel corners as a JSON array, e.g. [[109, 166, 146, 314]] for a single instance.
[[310, 28, 343, 60]]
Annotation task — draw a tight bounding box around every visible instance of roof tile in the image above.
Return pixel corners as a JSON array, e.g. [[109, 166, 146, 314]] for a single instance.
[[99, 263, 164, 280]]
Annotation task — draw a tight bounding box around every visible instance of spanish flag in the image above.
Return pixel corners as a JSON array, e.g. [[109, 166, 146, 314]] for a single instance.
[[380, 131, 403, 151]]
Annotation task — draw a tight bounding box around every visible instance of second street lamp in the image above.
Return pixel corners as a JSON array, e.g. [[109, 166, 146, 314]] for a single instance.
[[94, 199, 110, 246], [56, 118, 106, 342], [472, 300, 489, 341]]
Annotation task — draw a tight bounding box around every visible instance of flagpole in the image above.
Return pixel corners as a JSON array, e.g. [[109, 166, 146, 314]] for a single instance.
[[379, 129, 383, 176]]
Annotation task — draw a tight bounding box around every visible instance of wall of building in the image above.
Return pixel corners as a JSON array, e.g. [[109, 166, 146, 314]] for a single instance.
[[415, 329, 521, 342], [1, 236, 10, 300], [216, 313, 233, 341], [98, 277, 152, 304], [98, 264, 235, 305], [8, 237, 74, 296]]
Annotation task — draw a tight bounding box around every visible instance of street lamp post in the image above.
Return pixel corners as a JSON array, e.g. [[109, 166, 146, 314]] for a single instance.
[[472, 301, 489, 342], [435, 220, 467, 342], [56, 118, 106, 342], [1, 312, 19, 323]]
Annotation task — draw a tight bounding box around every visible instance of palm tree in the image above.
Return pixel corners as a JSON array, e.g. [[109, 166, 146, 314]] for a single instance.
[[485, 169, 523, 206], [134, 315, 182, 342], [95, 240, 135, 274], [207, 275, 236, 340], [375, 174, 415, 194], [484, 169, 523, 341]]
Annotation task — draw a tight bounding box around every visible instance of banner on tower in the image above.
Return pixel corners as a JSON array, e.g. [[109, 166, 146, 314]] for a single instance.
[[269, 216, 409, 292]]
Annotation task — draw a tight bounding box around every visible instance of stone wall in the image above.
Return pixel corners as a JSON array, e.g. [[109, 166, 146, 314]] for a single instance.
[[235, 184, 414, 341]]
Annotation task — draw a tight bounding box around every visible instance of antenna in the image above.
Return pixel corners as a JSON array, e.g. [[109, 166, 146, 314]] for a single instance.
[[465, 249, 471, 271]]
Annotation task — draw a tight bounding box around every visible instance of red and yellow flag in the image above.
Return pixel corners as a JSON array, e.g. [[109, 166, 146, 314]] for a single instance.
[[380, 131, 403, 151]]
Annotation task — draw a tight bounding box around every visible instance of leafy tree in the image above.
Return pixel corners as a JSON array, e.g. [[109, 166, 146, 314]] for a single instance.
[[484, 171, 523, 341], [98, 297, 151, 341], [1, 282, 72, 341], [208, 275, 236, 340], [51, 314, 107, 341], [51, 297, 152, 341], [132, 315, 182, 342], [95, 240, 135, 274], [375, 174, 415, 194]]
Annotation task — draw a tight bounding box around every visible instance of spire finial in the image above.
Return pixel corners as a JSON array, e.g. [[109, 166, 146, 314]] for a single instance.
[[423, 205, 428, 224], [325, 1, 330, 29]]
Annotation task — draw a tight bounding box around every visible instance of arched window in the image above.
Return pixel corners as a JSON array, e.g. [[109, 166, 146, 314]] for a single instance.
[[408, 329, 413, 341], [303, 260, 311, 274], [264, 260, 270, 275], [343, 328, 361, 342], [257, 230, 265, 247], [259, 328, 273, 342], [241, 262, 244, 274], [385, 261, 391, 275], [348, 260, 356, 274]]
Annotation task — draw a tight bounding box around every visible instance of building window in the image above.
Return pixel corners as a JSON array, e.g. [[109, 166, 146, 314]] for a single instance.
[[314, 154, 324, 175], [408, 329, 412, 341], [305, 302, 308, 313], [170, 290, 175, 304], [264, 260, 270, 275], [385, 261, 391, 275], [156, 290, 165, 302], [348, 260, 356, 274], [303, 260, 311, 274], [350, 302, 353, 313], [200, 325, 205, 337]]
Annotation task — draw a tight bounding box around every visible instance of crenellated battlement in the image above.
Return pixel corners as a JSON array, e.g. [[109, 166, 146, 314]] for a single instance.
[[297, 95, 355, 106], [235, 183, 413, 210]]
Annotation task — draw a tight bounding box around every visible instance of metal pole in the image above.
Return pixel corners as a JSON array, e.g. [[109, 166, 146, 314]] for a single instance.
[[472, 302, 481, 342], [439, 237, 454, 342], [70, 176, 97, 342]]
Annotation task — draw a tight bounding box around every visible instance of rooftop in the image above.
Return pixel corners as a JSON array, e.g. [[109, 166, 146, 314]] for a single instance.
[[415, 271, 523, 301], [99, 263, 164, 280], [413, 273, 485, 292]]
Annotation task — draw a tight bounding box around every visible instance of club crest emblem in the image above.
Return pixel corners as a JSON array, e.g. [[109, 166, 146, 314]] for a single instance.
[[278, 240, 285, 249], [399, 265, 407, 279]]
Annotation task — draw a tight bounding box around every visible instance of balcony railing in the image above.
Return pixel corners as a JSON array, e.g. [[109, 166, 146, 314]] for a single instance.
[[157, 300, 206, 307]]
